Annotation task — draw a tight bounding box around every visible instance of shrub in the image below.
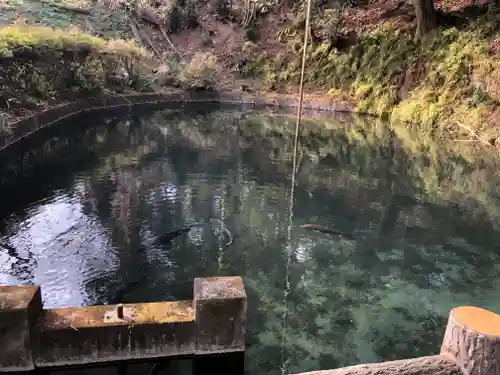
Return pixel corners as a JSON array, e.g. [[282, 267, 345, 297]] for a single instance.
[[179, 51, 219, 90], [0, 25, 153, 116]]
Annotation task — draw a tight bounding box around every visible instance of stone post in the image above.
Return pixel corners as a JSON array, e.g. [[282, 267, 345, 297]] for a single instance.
[[0, 285, 43, 372], [193, 276, 246, 354]]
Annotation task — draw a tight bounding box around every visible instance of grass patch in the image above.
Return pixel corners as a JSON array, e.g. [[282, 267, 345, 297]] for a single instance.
[[0, 25, 151, 117], [0, 0, 130, 38], [0, 24, 126, 56]]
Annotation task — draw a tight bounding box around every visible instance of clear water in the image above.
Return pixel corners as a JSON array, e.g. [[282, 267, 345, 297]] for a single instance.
[[1, 105, 500, 375]]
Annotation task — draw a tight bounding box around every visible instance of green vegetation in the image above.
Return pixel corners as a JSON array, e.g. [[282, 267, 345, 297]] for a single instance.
[[0, 0, 220, 122], [3, 1, 500, 371], [247, 12, 495, 150], [0, 24, 142, 56], [0, 24, 220, 121], [235, 2, 500, 157], [0, 24, 148, 120], [3, 0, 500, 159], [0, 0, 130, 37]]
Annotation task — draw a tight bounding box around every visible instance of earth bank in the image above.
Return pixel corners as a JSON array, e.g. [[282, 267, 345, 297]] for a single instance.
[[1, 0, 500, 159]]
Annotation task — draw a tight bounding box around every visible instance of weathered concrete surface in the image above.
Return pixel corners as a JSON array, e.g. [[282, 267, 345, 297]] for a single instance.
[[0, 277, 247, 371], [33, 301, 195, 368], [0, 285, 42, 372], [194, 277, 246, 354]]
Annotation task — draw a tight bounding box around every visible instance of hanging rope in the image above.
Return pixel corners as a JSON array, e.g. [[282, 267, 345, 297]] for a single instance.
[[280, 0, 313, 373]]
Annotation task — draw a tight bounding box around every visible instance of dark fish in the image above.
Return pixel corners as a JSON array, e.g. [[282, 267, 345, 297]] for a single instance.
[[139, 226, 193, 251], [301, 223, 355, 240], [152, 225, 193, 245]]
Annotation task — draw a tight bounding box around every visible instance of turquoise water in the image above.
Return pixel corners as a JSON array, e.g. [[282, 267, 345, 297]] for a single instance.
[[1, 105, 500, 375]]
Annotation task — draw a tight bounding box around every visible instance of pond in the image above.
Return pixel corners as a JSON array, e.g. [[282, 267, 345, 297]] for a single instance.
[[1, 104, 500, 375]]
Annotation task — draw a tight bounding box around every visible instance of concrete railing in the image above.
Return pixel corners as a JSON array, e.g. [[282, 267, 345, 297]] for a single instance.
[[0, 276, 246, 372], [292, 306, 500, 375]]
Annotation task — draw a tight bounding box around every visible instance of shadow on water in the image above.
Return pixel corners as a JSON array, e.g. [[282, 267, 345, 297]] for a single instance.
[[2, 105, 500, 375]]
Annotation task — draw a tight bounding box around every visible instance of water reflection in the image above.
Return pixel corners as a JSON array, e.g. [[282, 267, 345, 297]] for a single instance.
[[1, 106, 500, 375]]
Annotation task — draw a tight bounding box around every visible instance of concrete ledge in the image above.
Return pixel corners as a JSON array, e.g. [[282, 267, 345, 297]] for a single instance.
[[33, 301, 195, 368], [0, 286, 42, 372], [0, 276, 246, 372]]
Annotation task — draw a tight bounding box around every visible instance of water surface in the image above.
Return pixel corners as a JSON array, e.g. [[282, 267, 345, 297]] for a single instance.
[[1, 105, 500, 375]]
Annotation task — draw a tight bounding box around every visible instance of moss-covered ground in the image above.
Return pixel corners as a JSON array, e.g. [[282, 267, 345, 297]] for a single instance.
[[239, 1, 500, 159]]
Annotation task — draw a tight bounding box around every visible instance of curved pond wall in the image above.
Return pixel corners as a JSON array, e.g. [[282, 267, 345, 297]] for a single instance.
[[0, 91, 355, 153]]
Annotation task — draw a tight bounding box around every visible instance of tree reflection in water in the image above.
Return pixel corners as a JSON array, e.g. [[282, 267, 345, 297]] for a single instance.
[[0, 105, 500, 375]]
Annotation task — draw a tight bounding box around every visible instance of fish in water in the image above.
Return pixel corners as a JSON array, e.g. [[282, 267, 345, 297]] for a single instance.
[[139, 220, 234, 252], [301, 223, 355, 240], [153, 226, 193, 245], [139, 226, 193, 251]]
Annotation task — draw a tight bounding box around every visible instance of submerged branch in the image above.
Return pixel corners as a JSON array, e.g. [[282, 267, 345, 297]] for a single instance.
[[210, 218, 234, 247]]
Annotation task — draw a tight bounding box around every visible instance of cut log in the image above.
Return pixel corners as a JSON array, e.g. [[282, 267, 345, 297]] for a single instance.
[[137, 7, 162, 26], [441, 306, 500, 375], [291, 355, 461, 375]]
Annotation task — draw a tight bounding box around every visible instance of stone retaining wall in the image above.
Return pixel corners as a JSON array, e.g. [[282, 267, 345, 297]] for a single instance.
[[1, 91, 355, 153]]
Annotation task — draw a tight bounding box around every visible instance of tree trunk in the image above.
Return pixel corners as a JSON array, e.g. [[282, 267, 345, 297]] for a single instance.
[[413, 0, 437, 40], [441, 306, 500, 375]]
